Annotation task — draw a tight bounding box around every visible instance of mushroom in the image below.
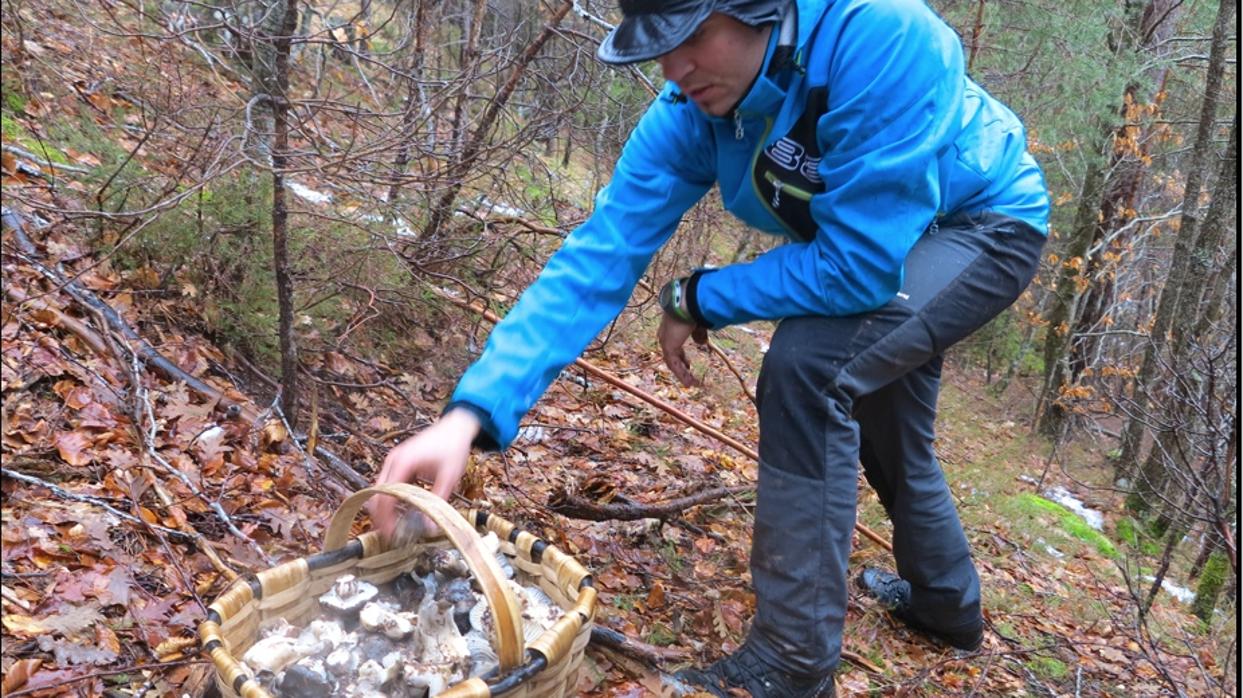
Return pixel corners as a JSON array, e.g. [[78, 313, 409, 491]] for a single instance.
[[463, 629, 499, 679], [278, 658, 334, 697], [477, 532, 515, 580], [319, 575, 380, 628], [432, 549, 470, 580], [359, 601, 418, 641], [295, 618, 355, 656], [241, 634, 303, 675], [324, 646, 357, 678], [436, 577, 476, 635], [417, 592, 469, 667], [392, 571, 428, 610], [356, 650, 402, 690]]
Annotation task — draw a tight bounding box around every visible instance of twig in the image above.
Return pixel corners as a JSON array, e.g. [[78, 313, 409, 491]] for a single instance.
[[3, 658, 208, 698], [433, 287, 895, 554], [705, 338, 757, 407], [548, 486, 752, 522], [1, 468, 195, 544], [589, 626, 690, 664]]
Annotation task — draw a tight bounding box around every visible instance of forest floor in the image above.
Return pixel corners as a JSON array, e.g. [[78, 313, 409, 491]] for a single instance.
[[1, 218, 1235, 696], [1, 2, 1237, 696]]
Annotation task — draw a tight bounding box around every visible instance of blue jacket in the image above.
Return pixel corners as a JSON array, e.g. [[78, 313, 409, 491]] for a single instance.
[[451, 0, 1049, 449]]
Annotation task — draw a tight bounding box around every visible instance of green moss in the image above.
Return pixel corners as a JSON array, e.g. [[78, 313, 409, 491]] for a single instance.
[[1192, 551, 1227, 624], [645, 623, 677, 646], [1014, 493, 1118, 559], [1114, 516, 1161, 555], [1027, 656, 1069, 680], [2, 77, 26, 112]]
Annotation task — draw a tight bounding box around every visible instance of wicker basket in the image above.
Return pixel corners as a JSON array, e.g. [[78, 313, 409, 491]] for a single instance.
[[198, 483, 596, 697]]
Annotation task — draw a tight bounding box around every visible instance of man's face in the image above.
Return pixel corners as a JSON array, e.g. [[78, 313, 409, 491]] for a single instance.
[[657, 13, 772, 117]]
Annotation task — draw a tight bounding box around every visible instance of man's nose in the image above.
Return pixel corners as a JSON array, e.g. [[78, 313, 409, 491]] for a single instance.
[[657, 47, 694, 83]]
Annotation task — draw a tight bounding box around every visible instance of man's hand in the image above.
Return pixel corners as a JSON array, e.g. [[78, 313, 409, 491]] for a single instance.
[[368, 407, 481, 540], [658, 314, 708, 387]]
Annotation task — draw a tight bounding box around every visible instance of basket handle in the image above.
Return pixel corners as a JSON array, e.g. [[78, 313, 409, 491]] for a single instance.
[[324, 483, 525, 670]]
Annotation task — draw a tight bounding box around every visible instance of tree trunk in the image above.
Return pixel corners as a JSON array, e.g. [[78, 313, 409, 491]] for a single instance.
[[268, 0, 300, 422], [1036, 157, 1105, 435], [388, 0, 436, 205], [1118, 0, 1236, 472], [1192, 550, 1228, 624], [420, 0, 573, 243], [1037, 0, 1180, 438], [1126, 121, 1237, 514]]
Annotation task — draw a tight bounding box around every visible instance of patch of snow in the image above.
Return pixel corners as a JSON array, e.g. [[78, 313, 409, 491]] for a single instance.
[[1018, 474, 1040, 486], [287, 181, 332, 204], [477, 196, 525, 218], [1036, 537, 1065, 559], [1044, 485, 1104, 530], [516, 425, 547, 444], [1141, 575, 1196, 604]]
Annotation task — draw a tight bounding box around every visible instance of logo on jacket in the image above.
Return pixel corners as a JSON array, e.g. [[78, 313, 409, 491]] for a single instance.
[[766, 137, 824, 184]]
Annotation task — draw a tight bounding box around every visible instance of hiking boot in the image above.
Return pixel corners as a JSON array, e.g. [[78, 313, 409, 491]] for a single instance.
[[855, 567, 983, 651], [675, 642, 835, 697]]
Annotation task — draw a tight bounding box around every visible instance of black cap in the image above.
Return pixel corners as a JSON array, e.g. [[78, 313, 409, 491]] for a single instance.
[[597, 0, 789, 65]]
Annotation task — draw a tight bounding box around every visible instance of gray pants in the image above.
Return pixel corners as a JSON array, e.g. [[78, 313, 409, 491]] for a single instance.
[[745, 212, 1046, 675]]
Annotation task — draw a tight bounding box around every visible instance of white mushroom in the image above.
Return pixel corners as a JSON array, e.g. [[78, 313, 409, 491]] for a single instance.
[[463, 629, 499, 679], [360, 602, 418, 641], [356, 650, 402, 690], [417, 593, 470, 667], [324, 646, 357, 677], [319, 575, 380, 624], [241, 634, 303, 674], [295, 618, 355, 656]]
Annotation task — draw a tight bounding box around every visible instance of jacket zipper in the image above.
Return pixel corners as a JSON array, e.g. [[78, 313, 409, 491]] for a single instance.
[[747, 116, 803, 240], [764, 171, 814, 207], [734, 110, 745, 140]]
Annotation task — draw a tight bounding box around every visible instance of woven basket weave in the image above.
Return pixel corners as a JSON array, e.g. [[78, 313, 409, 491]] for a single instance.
[[198, 483, 596, 697]]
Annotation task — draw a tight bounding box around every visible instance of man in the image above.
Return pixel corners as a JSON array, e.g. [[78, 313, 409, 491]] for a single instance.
[[372, 0, 1049, 695]]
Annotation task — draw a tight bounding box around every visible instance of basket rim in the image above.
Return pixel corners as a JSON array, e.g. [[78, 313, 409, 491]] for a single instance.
[[198, 508, 596, 697]]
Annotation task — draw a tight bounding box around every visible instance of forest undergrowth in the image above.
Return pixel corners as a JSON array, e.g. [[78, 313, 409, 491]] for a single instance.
[[1, 0, 1236, 696]]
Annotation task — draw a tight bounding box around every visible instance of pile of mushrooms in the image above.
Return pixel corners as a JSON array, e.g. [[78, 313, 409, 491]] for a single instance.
[[240, 532, 563, 697]]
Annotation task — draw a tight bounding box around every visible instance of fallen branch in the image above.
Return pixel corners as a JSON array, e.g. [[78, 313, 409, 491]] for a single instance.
[[1, 468, 196, 544], [3, 211, 260, 424], [432, 288, 894, 554], [705, 338, 757, 407], [549, 486, 752, 522], [2, 658, 208, 698], [5, 209, 369, 498], [590, 626, 690, 664]]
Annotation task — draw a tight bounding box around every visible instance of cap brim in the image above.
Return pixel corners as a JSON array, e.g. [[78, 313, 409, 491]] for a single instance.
[[597, 5, 714, 65]]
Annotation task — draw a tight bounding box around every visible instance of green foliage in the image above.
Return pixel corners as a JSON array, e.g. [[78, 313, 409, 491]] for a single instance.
[[959, 308, 1042, 377], [1027, 655, 1070, 680], [1, 110, 23, 140], [645, 623, 677, 646], [3, 88, 26, 112], [1114, 516, 1161, 555], [1192, 551, 1227, 624], [1013, 493, 1118, 558]]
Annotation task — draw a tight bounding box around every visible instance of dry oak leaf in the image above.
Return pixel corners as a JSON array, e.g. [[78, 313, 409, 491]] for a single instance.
[[1, 658, 42, 694], [54, 430, 94, 466], [2, 603, 102, 638]]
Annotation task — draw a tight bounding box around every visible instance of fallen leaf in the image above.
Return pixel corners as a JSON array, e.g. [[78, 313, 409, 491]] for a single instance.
[[1, 659, 42, 693], [38, 634, 118, 666], [54, 430, 94, 465], [155, 635, 198, 660], [2, 603, 101, 638]]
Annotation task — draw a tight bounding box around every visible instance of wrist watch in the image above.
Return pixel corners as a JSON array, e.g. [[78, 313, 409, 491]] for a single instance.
[[659, 277, 695, 324]]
